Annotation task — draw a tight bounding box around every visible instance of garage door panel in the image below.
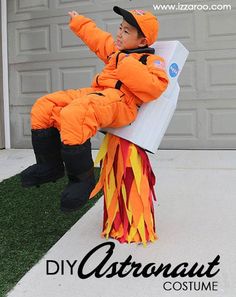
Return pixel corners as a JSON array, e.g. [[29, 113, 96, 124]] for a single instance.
[[8, 20, 53, 64], [103, 17, 120, 37], [179, 49, 236, 101], [9, 65, 53, 106], [178, 58, 197, 100], [206, 58, 236, 88], [203, 50, 236, 99], [16, 0, 49, 12], [208, 108, 236, 136], [164, 109, 199, 138], [17, 25, 50, 54], [8, 17, 94, 64], [7, 0, 110, 22], [9, 59, 98, 106], [8, 0, 50, 16], [59, 65, 97, 90], [18, 68, 52, 95], [10, 106, 32, 148], [197, 8, 236, 50], [162, 99, 236, 149], [8, 0, 50, 22], [158, 12, 195, 50], [57, 22, 86, 51], [55, 0, 94, 8]]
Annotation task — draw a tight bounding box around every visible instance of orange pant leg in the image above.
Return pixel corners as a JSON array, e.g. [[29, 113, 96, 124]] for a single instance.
[[60, 88, 138, 145], [31, 88, 94, 130]]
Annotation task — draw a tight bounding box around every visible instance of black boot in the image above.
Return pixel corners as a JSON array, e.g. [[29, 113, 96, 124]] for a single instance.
[[20, 127, 65, 187], [61, 140, 95, 212]]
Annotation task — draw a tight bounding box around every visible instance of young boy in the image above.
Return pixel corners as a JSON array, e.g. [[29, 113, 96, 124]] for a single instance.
[[20, 6, 168, 212]]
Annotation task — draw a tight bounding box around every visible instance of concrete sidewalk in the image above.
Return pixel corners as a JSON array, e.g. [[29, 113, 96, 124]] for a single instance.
[[1, 149, 236, 297]]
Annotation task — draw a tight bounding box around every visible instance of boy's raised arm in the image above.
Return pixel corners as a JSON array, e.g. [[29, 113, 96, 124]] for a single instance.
[[69, 11, 116, 63]]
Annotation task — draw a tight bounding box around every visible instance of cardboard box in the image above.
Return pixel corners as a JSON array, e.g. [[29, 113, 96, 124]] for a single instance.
[[103, 41, 189, 153]]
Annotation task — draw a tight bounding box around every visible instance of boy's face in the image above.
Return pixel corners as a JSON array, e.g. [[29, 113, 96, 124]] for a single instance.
[[115, 20, 147, 50]]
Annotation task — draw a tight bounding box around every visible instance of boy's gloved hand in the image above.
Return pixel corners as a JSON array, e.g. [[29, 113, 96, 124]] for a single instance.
[[68, 11, 79, 19]]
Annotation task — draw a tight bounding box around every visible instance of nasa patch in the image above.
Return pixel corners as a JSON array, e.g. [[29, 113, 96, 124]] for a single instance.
[[169, 63, 179, 78]]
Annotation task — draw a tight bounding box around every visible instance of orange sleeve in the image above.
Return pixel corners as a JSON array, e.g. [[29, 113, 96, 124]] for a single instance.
[[116, 54, 169, 103], [69, 15, 116, 63]]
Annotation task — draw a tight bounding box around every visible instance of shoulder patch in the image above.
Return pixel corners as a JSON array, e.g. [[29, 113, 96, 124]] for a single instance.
[[154, 60, 166, 70]]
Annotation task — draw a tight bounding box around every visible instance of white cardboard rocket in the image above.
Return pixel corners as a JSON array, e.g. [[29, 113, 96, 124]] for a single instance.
[[103, 41, 189, 153]]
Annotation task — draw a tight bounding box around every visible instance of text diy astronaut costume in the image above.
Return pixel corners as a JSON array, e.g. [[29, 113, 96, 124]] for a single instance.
[[20, 6, 168, 213]]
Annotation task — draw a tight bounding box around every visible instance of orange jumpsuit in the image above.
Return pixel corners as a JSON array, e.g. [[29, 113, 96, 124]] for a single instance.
[[31, 15, 168, 145]]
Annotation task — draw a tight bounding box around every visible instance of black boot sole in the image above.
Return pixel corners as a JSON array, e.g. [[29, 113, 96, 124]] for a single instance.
[[60, 178, 95, 212], [21, 171, 65, 188]]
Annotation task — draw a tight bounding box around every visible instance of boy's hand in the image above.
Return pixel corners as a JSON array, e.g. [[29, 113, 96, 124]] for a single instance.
[[68, 11, 79, 19]]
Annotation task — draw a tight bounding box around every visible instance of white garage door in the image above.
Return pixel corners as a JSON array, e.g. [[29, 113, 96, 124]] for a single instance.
[[7, 0, 236, 149]]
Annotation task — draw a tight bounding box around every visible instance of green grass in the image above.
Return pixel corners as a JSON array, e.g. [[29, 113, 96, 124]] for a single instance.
[[0, 169, 102, 297]]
